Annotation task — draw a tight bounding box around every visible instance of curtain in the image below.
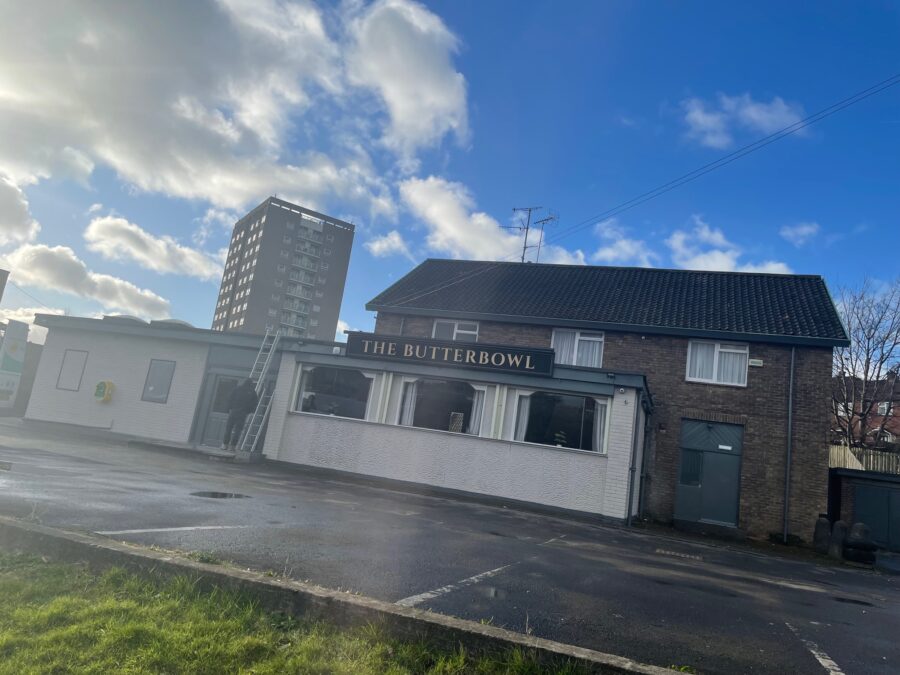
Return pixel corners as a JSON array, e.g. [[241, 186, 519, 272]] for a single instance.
[[688, 342, 716, 380], [593, 400, 608, 452], [552, 330, 576, 365], [718, 349, 748, 385], [467, 389, 485, 435], [514, 394, 531, 441], [400, 381, 417, 426], [576, 339, 603, 368]]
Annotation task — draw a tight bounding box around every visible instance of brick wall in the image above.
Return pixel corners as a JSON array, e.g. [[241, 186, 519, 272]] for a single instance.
[[373, 311, 833, 539]]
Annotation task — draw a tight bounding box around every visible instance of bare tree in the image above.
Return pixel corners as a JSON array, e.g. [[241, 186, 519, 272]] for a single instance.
[[832, 278, 900, 447]]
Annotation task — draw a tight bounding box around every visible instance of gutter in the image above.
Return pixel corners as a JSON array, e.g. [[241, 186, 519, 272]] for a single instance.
[[782, 346, 796, 543]]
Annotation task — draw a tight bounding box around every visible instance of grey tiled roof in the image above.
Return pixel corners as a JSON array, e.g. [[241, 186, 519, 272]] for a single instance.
[[367, 259, 849, 346]]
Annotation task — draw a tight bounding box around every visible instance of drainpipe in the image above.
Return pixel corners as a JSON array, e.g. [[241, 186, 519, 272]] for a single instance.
[[625, 391, 643, 527], [783, 346, 796, 544]]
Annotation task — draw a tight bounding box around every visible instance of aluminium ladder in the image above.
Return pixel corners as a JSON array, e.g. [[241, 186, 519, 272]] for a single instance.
[[237, 327, 281, 454]]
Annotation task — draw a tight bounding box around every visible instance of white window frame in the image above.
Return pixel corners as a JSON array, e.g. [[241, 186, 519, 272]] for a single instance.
[[685, 340, 749, 387], [551, 329, 605, 368], [432, 319, 480, 342], [877, 401, 892, 416], [511, 388, 611, 454], [395, 376, 488, 436]]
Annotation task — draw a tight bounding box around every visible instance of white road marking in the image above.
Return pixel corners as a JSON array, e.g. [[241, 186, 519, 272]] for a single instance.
[[655, 548, 703, 561], [785, 622, 845, 674], [97, 525, 251, 535], [395, 564, 515, 607]]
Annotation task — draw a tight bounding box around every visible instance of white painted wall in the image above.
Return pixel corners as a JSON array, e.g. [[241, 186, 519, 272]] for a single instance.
[[25, 327, 210, 444], [270, 385, 639, 519]]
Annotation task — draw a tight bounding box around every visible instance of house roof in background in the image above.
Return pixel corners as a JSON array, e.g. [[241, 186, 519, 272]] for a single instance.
[[367, 259, 850, 347]]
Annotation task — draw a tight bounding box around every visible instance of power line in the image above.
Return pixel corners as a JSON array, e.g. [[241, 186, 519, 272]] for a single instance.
[[7, 281, 53, 310], [386, 72, 900, 309], [543, 71, 900, 246]]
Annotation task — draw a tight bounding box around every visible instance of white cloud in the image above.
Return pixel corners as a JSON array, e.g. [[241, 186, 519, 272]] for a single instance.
[[666, 215, 792, 274], [0, 1, 397, 216], [681, 98, 732, 149], [591, 218, 658, 267], [335, 318, 357, 341], [85, 216, 223, 281], [86, 202, 103, 215], [364, 229, 415, 261], [0, 306, 65, 344], [0, 176, 39, 245], [347, 0, 468, 158], [682, 93, 805, 149], [4, 244, 169, 318], [399, 175, 584, 264], [779, 221, 819, 247], [720, 94, 805, 134]]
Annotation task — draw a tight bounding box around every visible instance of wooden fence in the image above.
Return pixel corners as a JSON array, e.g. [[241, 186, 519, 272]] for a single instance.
[[829, 445, 900, 475]]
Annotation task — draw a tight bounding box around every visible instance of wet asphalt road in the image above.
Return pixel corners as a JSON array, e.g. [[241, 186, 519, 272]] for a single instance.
[[0, 421, 897, 674]]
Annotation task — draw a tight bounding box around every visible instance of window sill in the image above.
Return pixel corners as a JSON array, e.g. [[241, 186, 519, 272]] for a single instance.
[[684, 378, 747, 389]]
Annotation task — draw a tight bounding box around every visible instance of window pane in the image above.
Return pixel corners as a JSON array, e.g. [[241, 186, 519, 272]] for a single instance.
[[680, 449, 703, 486], [688, 342, 715, 380], [142, 360, 176, 403], [410, 379, 475, 433], [211, 377, 239, 414], [456, 322, 478, 333], [522, 391, 595, 451], [57, 349, 88, 391], [717, 349, 748, 385], [300, 367, 371, 419], [576, 339, 603, 368], [433, 321, 454, 340], [552, 330, 576, 365], [454, 331, 478, 343]]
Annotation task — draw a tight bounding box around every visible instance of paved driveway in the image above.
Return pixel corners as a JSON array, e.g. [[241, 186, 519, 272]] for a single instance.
[[0, 422, 896, 674]]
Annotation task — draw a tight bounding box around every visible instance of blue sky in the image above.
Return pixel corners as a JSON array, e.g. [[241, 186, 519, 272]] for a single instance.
[[0, 1, 898, 341]]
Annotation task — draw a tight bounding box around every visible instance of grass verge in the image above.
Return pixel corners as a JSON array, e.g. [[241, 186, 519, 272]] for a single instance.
[[0, 552, 588, 674]]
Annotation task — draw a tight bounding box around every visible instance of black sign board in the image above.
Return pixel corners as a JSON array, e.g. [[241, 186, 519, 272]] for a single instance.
[[345, 332, 554, 376]]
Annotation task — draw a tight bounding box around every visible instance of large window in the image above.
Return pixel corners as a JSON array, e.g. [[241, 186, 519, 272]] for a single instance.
[[686, 341, 748, 387], [551, 329, 604, 368], [141, 359, 176, 403], [514, 391, 608, 453], [56, 349, 88, 391], [399, 378, 484, 435], [432, 320, 479, 343], [297, 366, 371, 420], [877, 401, 892, 416]]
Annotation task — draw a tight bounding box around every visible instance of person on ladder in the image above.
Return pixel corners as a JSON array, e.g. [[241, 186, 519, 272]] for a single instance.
[[223, 378, 259, 451]]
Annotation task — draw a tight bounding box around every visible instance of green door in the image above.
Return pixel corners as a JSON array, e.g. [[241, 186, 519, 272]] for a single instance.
[[675, 420, 743, 527]]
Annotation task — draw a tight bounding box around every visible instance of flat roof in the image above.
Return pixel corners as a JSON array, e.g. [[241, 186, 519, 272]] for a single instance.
[[35, 314, 266, 349]]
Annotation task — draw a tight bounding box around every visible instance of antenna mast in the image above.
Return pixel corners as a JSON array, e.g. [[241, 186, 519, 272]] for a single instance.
[[533, 212, 558, 262], [510, 206, 542, 262]]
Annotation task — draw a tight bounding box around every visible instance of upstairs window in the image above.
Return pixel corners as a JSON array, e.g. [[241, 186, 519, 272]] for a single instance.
[[878, 401, 892, 416], [432, 320, 479, 343], [552, 329, 604, 368], [686, 341, 748, 387]]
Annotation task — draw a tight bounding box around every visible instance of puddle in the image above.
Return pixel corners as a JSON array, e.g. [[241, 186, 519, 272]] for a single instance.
[[190, 491, 250, 499]]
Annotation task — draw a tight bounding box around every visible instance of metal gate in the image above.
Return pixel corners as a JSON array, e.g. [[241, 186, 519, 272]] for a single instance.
[[854, 484, 900, 552], [674, 420, 744, 527]]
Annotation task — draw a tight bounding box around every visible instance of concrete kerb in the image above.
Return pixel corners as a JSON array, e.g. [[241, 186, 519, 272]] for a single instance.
[[0, 516, 669, 675]]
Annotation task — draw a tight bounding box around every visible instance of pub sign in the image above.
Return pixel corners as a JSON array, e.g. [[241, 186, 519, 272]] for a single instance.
[[345, 332, 554, 376]]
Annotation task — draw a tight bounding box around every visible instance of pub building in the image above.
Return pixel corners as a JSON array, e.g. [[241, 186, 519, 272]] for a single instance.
[[263, 259, 848, 539]]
